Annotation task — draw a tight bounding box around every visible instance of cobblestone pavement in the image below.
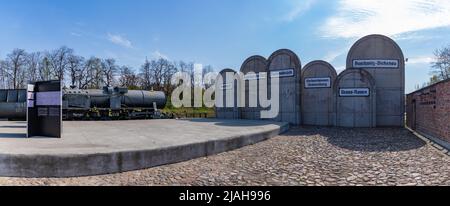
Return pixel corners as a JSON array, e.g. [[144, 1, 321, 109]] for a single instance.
[[1, 127, 450, 186]]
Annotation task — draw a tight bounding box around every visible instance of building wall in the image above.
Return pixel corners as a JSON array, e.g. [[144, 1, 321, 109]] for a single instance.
[[406, 79, 450, 143]]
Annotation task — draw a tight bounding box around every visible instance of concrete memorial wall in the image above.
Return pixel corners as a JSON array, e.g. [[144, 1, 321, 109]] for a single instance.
[[301, 60, 337, 126], [335, 69, 377, 128], [346, 34, 405, 127], [215, 69, 241, 119], [267, 49, 302, 125], [240, 55, 268, 120], [215, 34, 404, 128]]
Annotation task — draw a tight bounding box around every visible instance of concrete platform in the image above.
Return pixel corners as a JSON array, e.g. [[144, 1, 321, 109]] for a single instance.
[[0, 119, 289, 177]]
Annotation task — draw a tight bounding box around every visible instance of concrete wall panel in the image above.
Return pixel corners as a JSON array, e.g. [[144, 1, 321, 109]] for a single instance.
[[346, 34, 405, 127], [215, 69, 241, 119], [335, 69, 377, 128], [268, 49, 302, 125], [240, 55, 268, 120], [301, 60, 337, 126]]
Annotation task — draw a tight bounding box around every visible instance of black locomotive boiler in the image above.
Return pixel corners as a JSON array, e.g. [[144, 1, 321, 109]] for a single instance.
[[0, 89, 27, 120], [63, 87, 168, 120]]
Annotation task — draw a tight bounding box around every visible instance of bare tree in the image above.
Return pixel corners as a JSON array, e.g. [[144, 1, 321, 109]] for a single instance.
[[84, 57, 104, 89], [178, 61, 194, 87], [0, 46, 210, 95], [102, 58, 118, 87], [202, 65, 215, 88], [139, 58, 153, 90], [6, 49, 28, 89], [150, 59, 166, 91], [119, 66, 140, 89], [77, 58, 92, 89], [38, 54, 53, 81], [0, 59, 7, 89], [67, 54, 84, 87], [27, 52, 44, 83], [431, 45, 450, 81], [162, 60, 178, 94], [48, 46, 73, 81]]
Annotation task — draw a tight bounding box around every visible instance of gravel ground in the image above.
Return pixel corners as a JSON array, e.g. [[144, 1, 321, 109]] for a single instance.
[[1, 127, 449, 186]]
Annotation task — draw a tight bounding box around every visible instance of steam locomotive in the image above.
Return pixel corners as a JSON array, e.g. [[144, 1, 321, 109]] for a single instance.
[[0, 87, 169, 120]]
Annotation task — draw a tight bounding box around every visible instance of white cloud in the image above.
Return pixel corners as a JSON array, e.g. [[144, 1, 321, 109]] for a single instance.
[[282, 0, 316, 22], [335, 65, 346, 74], [322, 40, 356, 63], [107, 33, 133, 48], [321, 0, 450, 38], [407, 56, 434, 64], [70, 32, 82, 37], [151, 51, 169, 60], [323, 47, 349, 63]]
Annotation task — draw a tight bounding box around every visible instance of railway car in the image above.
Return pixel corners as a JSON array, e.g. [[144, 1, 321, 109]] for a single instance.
[[63, 87, 168, 120], [0, 87, 169, 120]]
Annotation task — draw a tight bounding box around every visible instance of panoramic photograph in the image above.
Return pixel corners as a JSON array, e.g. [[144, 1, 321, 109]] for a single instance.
[[0, 0, 450, 200]]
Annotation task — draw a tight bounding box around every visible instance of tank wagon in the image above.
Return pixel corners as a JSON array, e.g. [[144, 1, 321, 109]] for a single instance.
[[63, 87, 168, 120], [0, 89, 27, 120]]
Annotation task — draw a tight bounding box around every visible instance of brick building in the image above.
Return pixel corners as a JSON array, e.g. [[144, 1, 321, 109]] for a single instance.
[[406, 79, 450, 144]]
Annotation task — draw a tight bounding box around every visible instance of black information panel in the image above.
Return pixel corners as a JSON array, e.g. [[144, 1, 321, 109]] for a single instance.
[[27, 80, 62, 138]]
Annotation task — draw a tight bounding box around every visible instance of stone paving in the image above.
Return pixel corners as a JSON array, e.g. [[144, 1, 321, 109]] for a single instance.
[[1, 127, 449, 186]]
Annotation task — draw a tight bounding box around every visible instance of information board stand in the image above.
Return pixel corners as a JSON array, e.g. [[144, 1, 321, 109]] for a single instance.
[[27, 80, 62, 138]]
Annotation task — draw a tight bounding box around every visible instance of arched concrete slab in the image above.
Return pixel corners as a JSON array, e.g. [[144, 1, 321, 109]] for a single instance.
[[301, 60, 337, 126], [240, 55, 268, 120], [267, 49, 302, 125], [335, 69, 377, 128], [346, 34, 405, 127], [216, 68, 241, 119]]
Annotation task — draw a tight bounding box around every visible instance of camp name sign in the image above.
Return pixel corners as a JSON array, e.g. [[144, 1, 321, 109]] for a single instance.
[[220, 83, 233, 90], [244, 73, 267, 81], [270, 69, 295, 78], [339, 88, 370, 97], [353, 59, 399, 69], [305, 77, 331, 88]]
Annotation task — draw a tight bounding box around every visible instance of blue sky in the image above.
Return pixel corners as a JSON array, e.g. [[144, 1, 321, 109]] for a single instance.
[[0, 0, 449, 93]]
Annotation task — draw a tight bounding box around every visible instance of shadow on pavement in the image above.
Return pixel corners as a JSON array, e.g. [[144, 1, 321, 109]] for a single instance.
[[0, 121, 27, 138], [185, 118, 284, 127], [281, 126, 426, 152], [0, 125, 27, 129], [0, 133, 27, 138]]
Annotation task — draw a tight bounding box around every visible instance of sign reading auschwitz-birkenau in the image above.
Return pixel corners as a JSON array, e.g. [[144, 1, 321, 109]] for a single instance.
[[305, 77, 331, 88], [339, 88, 370, 97], [353, 59, 399, 68]]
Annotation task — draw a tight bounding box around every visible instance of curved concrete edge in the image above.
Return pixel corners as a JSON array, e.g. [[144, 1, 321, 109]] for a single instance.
[[0, 123, 289, 178]]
